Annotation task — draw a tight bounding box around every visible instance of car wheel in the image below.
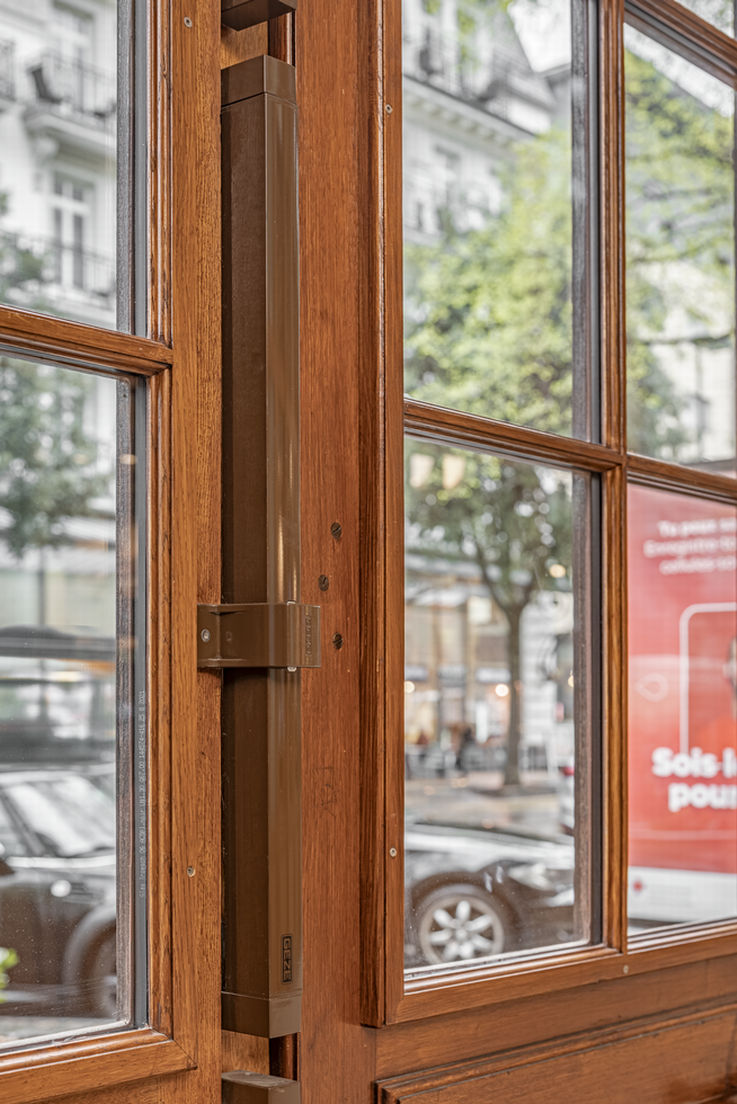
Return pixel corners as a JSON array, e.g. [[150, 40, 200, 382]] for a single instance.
[[414, 883, 510, 964], [86, 932, 117, 1019]]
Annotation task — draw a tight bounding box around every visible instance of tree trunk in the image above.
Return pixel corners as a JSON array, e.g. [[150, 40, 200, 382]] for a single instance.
[[504, 606, 523, 787]]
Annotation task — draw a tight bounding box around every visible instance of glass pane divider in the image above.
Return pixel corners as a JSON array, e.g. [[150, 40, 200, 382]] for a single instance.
[[0, 310, 171, 377], [404, 399, 622, 473], [627, 454, 737, 505], [626, 0, 737, 83]]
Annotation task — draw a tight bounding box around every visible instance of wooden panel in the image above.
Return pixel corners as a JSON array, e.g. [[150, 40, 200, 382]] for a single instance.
[[297, 0, 379, 1096], [377, 1009, 737, 1103], [375, 954, 737, 1076], [167, 0, 222, 1101]]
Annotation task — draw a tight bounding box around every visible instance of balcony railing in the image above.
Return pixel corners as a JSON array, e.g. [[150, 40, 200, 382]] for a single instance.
[[26, 53, 116, 127], [0, 231, 115, 304], [0, 39, 15, 101], [403, 28, 545, 114]]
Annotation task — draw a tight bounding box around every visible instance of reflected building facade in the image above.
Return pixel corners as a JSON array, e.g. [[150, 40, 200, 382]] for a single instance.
[[0, 0, 117, 641]]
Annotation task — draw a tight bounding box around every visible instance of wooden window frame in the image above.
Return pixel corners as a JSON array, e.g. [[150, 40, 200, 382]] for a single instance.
[[361, 0, 737, 1028], [0, 1, 222, 1100]]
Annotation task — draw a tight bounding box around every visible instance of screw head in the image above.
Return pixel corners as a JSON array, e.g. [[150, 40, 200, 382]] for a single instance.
[[332, 632, 343, 650], [385, 103, 393, 114], [184, 15, 193, 26], [318, 574, 330, 591], [330, 521, 342, 540], [389, 847, 398, 858], [200, 628, 211, 643]]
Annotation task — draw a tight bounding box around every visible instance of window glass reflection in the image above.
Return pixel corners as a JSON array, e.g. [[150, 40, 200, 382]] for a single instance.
[[677, 0, 734, 35], [0, 356, 138, 1046], [628, 484, 737, 932], [0, 3, 136, 331], [625, 27, 736, 473], [403, 0, 591, 438], [404, 442, 591, 973]]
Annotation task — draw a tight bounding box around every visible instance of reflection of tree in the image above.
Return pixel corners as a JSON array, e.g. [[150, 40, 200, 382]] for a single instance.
[[0, 358, 106, 578], [625, 46, 735, 456], [0, 197, 107, 592], [407, 451, 571, 785], [405, 34, 727, 783]]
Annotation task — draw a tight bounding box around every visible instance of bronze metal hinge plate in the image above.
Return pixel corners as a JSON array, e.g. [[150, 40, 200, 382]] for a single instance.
[[197, 603, 320, 669]]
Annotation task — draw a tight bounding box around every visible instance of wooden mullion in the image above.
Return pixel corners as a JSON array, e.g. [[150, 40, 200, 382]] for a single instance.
[[381, 0, 406, 1029], [627, 453, 737, 504], [598, 0, 629, 964], [404, 398, 622, 473], [147, 366, 173, 1040], [601, 0, 626, 456], [0, 305, 170, 375], [603, 463, 628, 954], [358, 0, 395, 1028], [626, 0, 737, 84], [0, 1031, 191, 1104], [148, 0, 171, 346]]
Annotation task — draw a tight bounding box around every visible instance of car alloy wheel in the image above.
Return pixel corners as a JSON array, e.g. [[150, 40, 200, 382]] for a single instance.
[[415, 884, 508, 964]]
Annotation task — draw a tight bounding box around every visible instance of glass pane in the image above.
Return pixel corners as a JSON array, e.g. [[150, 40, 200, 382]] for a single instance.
[[403, 0, 595, 438], [404, 441, 595, 975], [677, 0, 734, 35], [0, 3, 142, 331], [628, 484, 737, 932], [0, 355, 144, 1046], [625, 27, 736, 473]]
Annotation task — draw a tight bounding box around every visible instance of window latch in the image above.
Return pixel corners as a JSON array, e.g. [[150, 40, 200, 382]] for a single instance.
[[197, 602, 320, 670]]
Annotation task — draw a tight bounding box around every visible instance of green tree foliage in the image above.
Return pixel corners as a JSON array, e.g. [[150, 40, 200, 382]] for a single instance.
[[0, 945, 18, 1000], [0, 357, 107, 559], [404, 13, 731, 783], [625, 43, 734, 454], [407, 447, 572, 784], [0, 224, 106, 562]]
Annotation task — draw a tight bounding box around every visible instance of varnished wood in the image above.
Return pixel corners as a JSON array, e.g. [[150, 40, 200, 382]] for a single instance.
[[0, 1032, 191, 1104], [149, 0, 171, 344], [221, 24, 268, 69], [0, 305, 170, 373], [627, 0, 737, 85], [268, 12, 294, 64], [381, 0, 408, 1032], [0, 0, 221, 1100], [627, 453, 737, 503], [377, 1005, 737, 1102], [601, 0, 626, 454], [404, 399, 622, 472], [296, 0, 379, 1096], [603, 464, 628, 953], [167, 1, 222, 1103], [375, 954, 737, 1077], [148, 367, 173, 1039], [222, 1031, 270, 1077], [359, 0, 393, 1027], [391, 926, 737, 1024]]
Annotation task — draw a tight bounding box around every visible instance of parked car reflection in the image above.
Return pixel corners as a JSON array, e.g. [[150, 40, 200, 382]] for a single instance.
[[405, 820, 576, 969], [0, 763, 117, 1019]]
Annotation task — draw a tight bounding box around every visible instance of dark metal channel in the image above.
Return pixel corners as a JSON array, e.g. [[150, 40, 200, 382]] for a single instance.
[[220, 55, 303, 1039], [222, 0, 296, 31]]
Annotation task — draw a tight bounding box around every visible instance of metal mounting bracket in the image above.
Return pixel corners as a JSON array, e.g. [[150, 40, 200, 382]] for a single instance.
[[197, 603, 320, 669]]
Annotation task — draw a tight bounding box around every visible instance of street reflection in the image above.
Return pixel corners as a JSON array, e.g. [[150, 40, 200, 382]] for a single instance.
[[0, 361, 125, 1047], [404, 445, 584, 972]]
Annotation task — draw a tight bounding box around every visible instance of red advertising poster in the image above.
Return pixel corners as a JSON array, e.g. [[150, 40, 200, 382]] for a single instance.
[[628, 484, 737, 924]]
